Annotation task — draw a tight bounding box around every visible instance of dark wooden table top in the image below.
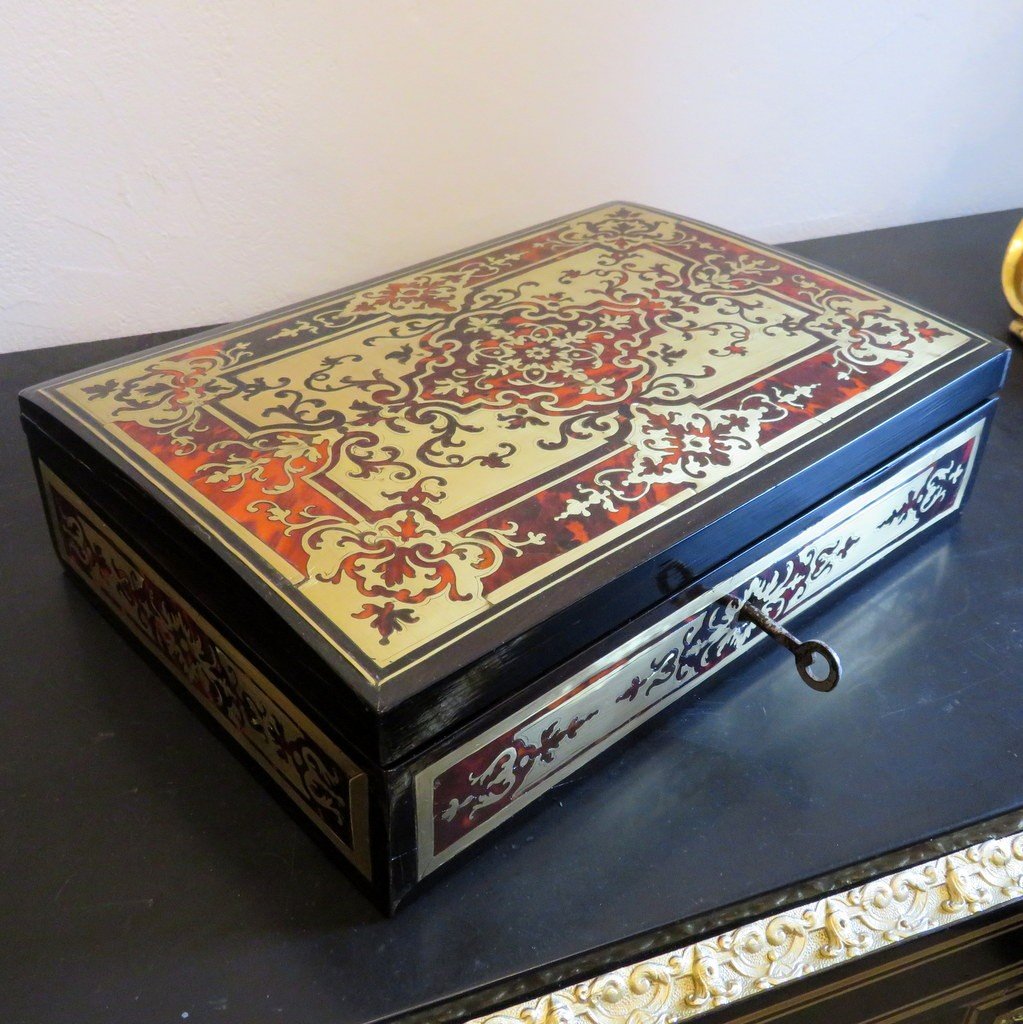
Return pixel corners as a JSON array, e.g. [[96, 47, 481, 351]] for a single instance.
[[2, 208, 1021, 1024]]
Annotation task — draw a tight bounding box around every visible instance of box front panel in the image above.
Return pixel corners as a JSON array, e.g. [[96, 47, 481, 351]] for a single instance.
[[413, 414, 987, 877], [38, 463, 374, 882]]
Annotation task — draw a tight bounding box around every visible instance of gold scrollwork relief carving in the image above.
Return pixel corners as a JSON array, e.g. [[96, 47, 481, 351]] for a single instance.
[[470, 833, 1023, 1024]]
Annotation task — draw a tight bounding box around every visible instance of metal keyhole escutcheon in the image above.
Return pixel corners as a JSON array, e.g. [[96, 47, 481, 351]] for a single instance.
[[736, 598, 842, 692]]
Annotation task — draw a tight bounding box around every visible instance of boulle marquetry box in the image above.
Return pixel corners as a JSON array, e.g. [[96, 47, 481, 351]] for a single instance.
[[19, 202, 1010, 912]]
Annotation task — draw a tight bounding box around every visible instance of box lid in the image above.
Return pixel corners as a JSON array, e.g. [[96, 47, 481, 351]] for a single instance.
[[21, 203, 1009, 716]]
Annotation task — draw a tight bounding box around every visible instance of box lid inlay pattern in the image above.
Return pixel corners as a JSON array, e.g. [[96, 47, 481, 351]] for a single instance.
[[36, 203, 985, 691]]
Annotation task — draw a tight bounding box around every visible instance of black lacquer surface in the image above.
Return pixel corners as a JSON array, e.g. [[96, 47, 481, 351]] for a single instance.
[[1, 209, 1022, 1024]]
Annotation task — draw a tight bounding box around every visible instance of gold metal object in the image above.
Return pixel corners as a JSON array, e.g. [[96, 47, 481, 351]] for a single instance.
[[468, 831, 1023, 1024], [1001, 216, 1023, 340]]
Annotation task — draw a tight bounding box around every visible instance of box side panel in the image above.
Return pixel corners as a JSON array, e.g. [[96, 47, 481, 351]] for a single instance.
[[31, 456, 387, 899], [395, 401, 995, 898], [21, 403, 389, 757]]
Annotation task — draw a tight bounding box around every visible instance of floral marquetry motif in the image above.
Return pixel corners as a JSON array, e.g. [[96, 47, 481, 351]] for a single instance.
[[43, 203, 977, 678], [467, 834, 1023, 1024]]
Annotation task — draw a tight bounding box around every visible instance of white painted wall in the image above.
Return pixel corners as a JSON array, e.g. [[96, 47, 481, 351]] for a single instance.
[[2, 1, 1022, 354]]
